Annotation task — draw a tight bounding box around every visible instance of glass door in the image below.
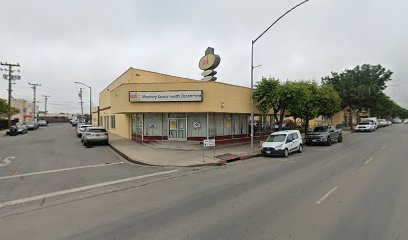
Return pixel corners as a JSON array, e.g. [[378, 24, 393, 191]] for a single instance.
[[168, 118, 187, 140]]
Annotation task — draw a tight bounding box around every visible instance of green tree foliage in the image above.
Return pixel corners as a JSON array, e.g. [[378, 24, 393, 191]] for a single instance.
[[287, 82, 341, 133], [254, 79, 342, 132], [287, 81, 320, 134], [318, 84, 342, 118], [0, 98, 19, 118], [322, 64, 392, 113], [254, 78, 299, 130], [370, 93, 408, 119], [253, 77, 280, 124]]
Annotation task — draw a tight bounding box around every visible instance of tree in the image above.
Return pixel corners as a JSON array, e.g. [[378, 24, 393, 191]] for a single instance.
[[287, 81, 320, 134], [322, 64, 393, 129], [0, 98, 19, 118], [254, 78, 300, 130], [253, 77, 280, 125], [318, 84, 342, 120]]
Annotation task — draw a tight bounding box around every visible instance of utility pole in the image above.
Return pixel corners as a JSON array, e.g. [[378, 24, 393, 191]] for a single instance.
[[42, 95, 50, 120], [1, 62, 21, 127], [79, 88, 84, 122], [28, 83, 41, 122], [74, 82, 92, 124]]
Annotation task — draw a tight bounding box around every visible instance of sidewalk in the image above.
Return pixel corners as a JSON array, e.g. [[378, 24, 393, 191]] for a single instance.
[[108, 133, 261, 167]]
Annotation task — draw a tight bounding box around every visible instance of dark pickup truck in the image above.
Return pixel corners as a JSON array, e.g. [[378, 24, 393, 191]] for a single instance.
[[306, 126, 343, 146]]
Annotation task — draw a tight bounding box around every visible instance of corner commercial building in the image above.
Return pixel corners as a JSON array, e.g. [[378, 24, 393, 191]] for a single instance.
[[93, 68, 274, 144]]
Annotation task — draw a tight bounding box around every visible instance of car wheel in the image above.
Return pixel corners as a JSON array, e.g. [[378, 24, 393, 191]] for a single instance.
[[338, 135, 343, 143], [283, 148, 289, 158], [326, 137, 332, 146], [83, 141, 87, 146], [298, 144, 303, 153]]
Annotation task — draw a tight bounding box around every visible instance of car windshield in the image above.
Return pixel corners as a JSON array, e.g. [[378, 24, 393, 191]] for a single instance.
[[359, 122, 370, 125], [266, 134, 287, 142], [313, 126, 329, 132]]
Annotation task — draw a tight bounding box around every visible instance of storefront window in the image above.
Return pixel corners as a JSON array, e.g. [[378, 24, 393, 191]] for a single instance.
[[111, 115, 116, 129], [240, 114, 248, 134], [215, 114, 224, 136], [131, 113, 143, 137], [187, 113, 207, 137], [144, 113, 163, 136], [232, 114, 240, 135], [224, 114, 232, 135]]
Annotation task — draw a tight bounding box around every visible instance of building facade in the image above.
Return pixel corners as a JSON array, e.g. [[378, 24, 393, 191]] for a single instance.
[[11, 98, 37, 123], [93, 68, 275, 144]]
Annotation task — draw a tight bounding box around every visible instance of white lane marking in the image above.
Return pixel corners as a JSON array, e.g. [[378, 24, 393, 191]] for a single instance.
[[0, 162, 124, 180], [278, 159, 295, 163], [316, 186, 339, 205], [0, 169, 179, 208], [363, 145, 386, 166], [0, 157, 16, 167], [364, 156, 373, 165]]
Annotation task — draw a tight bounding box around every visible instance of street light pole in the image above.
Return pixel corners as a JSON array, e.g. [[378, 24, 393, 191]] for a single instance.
[[250, 0, 311, 153], [75, 82, 92, 124]]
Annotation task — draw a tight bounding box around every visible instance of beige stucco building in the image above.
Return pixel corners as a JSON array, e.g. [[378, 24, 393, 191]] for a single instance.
[[11, 98, 38, 123], [93, 68, 274, 143]]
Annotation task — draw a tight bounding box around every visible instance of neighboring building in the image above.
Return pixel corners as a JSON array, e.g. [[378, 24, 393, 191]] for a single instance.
[[10, 98, 38, 123], [38, 112, 76, 123], [93, 68, 275, 143], [309, 109, 367, 129]]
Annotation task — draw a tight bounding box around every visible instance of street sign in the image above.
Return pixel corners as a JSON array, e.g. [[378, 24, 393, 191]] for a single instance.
[[203, 139, 216, 147]]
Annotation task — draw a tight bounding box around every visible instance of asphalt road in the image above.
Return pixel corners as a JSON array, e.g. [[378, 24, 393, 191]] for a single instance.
[[1, 123, 408, 240], [0, 123, 176, 205]]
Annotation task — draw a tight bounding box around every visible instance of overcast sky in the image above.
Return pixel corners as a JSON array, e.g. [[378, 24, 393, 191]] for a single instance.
[[1, 0, 407, 114]]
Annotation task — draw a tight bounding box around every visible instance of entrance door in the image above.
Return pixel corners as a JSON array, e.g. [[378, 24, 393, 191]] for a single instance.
[[168, 118, 187, 140]]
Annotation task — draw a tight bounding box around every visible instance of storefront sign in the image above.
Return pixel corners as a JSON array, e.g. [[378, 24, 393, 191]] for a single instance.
[[129, 91, 203, 102]]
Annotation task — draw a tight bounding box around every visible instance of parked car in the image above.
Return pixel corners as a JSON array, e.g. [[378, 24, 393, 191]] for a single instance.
[[403, 119, 408, 124], [82, 127, 109, 146], [76, 124, 92, 138], [355, 121, 375, 132], [306, 126, 343, 146], [362, 117, 379, 129], [37, 120, 48, 126], [25, 121, 39, 130], [378, 119, 388, 127], [261, 130, 303, 157], [71, 119, 79, 126], [392, 118, 402, 124], [6, 124, 28, 136]]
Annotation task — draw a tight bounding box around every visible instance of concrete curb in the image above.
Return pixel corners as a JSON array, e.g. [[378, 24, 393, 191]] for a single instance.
[[108, 143, 223, 167]]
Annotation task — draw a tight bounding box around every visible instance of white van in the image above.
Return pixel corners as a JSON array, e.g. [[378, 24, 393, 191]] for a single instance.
[[362, 117, 379, 129], [261, 130, 303, 157]]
